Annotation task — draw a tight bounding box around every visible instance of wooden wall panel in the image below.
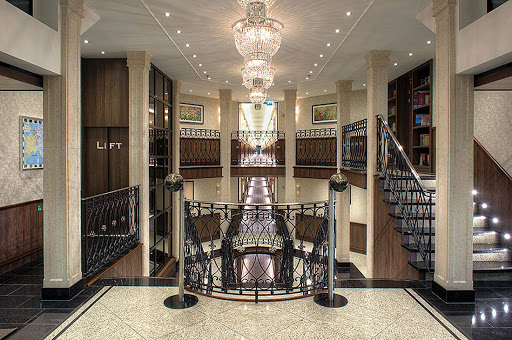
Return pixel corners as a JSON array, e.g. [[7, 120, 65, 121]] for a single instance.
[[339, 169, 367, 189], [373, 179, 419, 280], [293, 166, 337, 179], [474, 139, 512, 249], [108, 128, 129, 191], [350, 222, 367, 254], [0, 200, 43, 274], [82, 128, 109, 197], [91, 244, 143, 282]]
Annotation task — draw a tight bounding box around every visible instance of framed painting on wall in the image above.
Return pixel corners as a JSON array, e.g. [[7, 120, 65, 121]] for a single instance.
[[312, 103, 337, 124], [20, 116, 44, 170], [179, 103, 204, 124]]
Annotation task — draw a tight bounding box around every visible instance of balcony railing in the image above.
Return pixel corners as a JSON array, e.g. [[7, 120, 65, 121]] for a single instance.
[[81, 186, 140, 278], [180, 128, 221, 166], [296, 128, 337, 167], [341, 119, 367, 170], [231, 130, 285, 166]]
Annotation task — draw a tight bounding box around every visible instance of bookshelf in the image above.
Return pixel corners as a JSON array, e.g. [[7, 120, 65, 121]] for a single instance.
[[387, 59, 435, 174]]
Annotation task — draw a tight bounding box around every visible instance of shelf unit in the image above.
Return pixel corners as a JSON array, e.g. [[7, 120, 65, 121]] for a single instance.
[[388, 80, 398, 134]]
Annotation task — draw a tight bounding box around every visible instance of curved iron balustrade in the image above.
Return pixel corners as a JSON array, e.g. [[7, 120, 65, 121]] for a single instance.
[[81, 186, 140, 278], [180, 128, 221, 166], [183, 200, 329, 299], [341, 119, 367, 170], [377, 115, 435, 272], [231, 130, 285, 166], [296, 128, 337, 167]]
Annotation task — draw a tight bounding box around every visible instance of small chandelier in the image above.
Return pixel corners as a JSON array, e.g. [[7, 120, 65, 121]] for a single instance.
[[232, 18, 283, 57], [237, 0, 275, 9], [250, 87, 267, 104], [242, 53, 274, 89]]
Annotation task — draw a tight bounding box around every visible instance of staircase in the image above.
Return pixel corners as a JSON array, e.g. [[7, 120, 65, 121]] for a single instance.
[[377, 115, 512, 279]]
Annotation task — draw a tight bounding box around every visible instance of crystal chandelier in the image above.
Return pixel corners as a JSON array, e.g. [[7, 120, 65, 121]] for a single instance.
[[233, 0, 283, 103]]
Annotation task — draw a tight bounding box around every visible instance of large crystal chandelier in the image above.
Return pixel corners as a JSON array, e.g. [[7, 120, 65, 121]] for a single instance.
[[233, 0, 283, 103]]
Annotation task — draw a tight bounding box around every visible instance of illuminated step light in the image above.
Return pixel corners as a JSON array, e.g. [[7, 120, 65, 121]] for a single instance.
[[474, 215, 486, 220], [472, 189, 477, 195], [505, 234, 511, 240], [482, 203, 488, 209], [493, 217, 499, 224]]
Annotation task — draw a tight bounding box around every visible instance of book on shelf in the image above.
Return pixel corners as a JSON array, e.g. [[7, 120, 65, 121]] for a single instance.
[[419, 153, 430, 166], [389, 89, 397, 99], [415, 114, 431, 126], [419, 134, 430, 146], [419, 76, 431, 86], [413, 92, 431, 107], [388, 106, 396, 116], [391, 122, 397, 132]]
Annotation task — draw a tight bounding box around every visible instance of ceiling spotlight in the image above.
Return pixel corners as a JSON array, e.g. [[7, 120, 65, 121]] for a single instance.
[[309, 71, 313, 74], [314, 63, 318, 67], [185, 43, 190, 47], [189, 90, 192, 92], [394, 62, 398, 66], [363, 83, 366, 87], [472, 190, 477, 195], [225, 80, 229, 83], [409, 52, 413, 56], [327, 43, 331, 47], [482, 203, 488, 209], [165, 12, 171, 17], [84, 40, 89, 44], [288, 80, 291, 83], [320, 54, 324, 58], [193, 55, 197, 58], [335, 29, 340, 33], [176, 30, 182, 34], [207, 76, 211, 80], [324, 89, 327, 92], [203, 71, 207, 74], [199, 64, 202, 67], [208, 92, 211, 95], [346, 11, 352, 16], [306, 92, 309, 95], [427, 40, 432, 44], [493, 218, 499, 224], [101, 51, 105, 55]]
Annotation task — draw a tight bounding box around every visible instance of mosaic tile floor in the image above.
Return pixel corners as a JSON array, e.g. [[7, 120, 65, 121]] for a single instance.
[[44, 286, 467, 340]]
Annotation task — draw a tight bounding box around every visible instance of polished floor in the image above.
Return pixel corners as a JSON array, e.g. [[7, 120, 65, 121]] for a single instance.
[[44, 286, 466, 340]]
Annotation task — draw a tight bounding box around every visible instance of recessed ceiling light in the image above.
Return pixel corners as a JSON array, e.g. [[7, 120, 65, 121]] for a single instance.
[[346, 11, 352, 16], [189, 90, 192, 92], [101, 51, 105, 55], [208, 92, 211, 95], [225, 80, 229, 83], [327, 43, 331, 47], [427, 40, 432, 44], [176, 30, 182, 34], [288, 80, 291, 83], [335, 29, 340, 33], [306, 92, 309, 95], [193, 55, 197, 58], [165, 12, 171, 17], [363, 83, 366, 87], [199, 64, 202, 67], [324, 89, 327, 92], [309, 71, 313, 74], [320, 54, 324, 58], [394, 62, 398, 66], [185, 43, 190, 47], [314, 63, 318, 66], [84, 40, 89, 44], [203, 71, 207, 74], [409, 52, 413, 56], [207, 77, 211, 80]]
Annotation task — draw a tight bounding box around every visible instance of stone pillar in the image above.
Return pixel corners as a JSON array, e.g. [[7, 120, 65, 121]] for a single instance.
[[126, 51, 152, 276], [336, 80, 352, 265], [171, 80, 181, 258], [365, 50, 390, 278], [219, 89, 233, 202], [432, 0, 475, 301], [42, 0, 84, 299], [283, 89, 297, 203]]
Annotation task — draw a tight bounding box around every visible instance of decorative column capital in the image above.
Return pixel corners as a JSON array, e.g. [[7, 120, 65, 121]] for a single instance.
[[432, 0, 456, 17], [365, 50, 390, 69], [336, 80, 352, 93], [61, 0, 85, 18], [126, 51, 152, 70]]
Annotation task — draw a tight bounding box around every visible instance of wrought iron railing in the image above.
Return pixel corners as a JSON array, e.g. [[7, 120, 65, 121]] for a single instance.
[[296, 128, 337, 166], [180, 128, 220, 166], [231, 130, 285, 166], [342, 119, 367, 170], [183, 200, 329, 299], [377, 115, 435, 272], [81, 186, 140, 278]]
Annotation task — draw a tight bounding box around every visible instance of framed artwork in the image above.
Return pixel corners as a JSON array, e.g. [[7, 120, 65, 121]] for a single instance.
[[20, 116, 44, 170], [312, 103, 337, 124], [180, 103, 204, 124]]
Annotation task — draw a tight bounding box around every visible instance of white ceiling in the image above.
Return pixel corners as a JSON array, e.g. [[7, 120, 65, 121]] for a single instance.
[[82, 0, 436, 101], [0, 75, 42, 91]]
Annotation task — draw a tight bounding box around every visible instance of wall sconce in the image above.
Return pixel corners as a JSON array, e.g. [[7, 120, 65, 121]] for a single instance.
[[216, 182, 221, 195], [296, 184, 300, 195]]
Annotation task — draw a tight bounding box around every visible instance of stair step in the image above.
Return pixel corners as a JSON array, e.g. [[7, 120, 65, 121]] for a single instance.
[[388, 212, 435, 220], [409, 260, 433, 271], [401, 243, 435, 253], [409, 260, 512, 272], [473, 230, 499, 244], [394, 226, 435, 235], [473, 243, 509, 253]]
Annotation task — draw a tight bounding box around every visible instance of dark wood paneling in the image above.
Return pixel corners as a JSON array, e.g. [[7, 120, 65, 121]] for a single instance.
[[350, 222, 367, 254], [373, 179, 419, 280], [295, 214, 323, 243], [474, 62, 512, 87], [82, 128, 109, 197], [231, 166, 286, 177], [82, 58, 129, 128], [339, 169, 367, 189], [155, 257, 177, 277], [89, 244, 143, 283], [0, 200, 43, 274], [108, 128, 129, 191], [180, 166, 223, 179], [0, 61, 43, 88], [194, 213, 221, 242], [474, 139, 512, 249], [293, 166, 337, 179]]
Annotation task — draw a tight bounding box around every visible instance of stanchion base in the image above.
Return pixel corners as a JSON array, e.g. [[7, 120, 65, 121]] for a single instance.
[[314, 293, 348, 308], [164, 294, 198, 309]]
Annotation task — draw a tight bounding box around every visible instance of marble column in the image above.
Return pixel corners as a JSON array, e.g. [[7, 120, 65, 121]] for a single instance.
[[365, 50, 390, 278], [42, 0, 84, 299], [432, 0, 474, 301], [219, 89, 233, 203], [283, 89, 297, 203], [336, 80, 352, 265], [171, 80, 181, 258], [126, 51, 151, 276]]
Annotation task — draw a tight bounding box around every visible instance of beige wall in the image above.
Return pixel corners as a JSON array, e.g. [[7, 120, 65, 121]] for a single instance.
[[296, 94, 337, 130], [350, 185, 367, 224], [294, 178, 329, 202], [474, 90, 512, 176], [179, 94, 220, 130], [0, 91, 44, 207]]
